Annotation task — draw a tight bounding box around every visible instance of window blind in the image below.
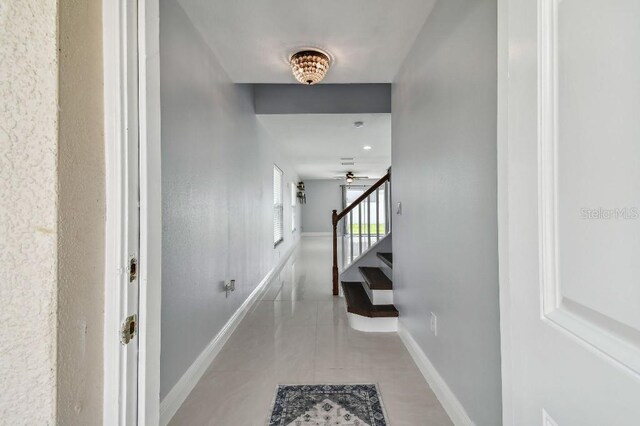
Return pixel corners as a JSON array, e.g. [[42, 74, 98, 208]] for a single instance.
[[273, 165, 284, 245]]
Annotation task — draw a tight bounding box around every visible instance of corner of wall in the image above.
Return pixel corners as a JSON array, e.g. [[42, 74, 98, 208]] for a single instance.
[[57, 0, 106, 423]]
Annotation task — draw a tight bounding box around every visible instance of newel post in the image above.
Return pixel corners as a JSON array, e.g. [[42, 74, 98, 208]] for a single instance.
[[332, 210, 339, 295]]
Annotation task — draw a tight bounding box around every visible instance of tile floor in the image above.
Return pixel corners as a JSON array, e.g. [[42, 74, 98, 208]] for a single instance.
[[169, 236, 452, 425]]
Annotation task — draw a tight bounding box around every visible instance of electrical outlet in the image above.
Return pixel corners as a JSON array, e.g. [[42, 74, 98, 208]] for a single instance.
[[430, 312, 438, 336]]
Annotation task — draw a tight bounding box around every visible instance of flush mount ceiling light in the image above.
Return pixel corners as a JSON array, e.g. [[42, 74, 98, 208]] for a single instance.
[[363, 145, 372, 150], [353, 121, 364, 128], [290, 49, 331, 85]]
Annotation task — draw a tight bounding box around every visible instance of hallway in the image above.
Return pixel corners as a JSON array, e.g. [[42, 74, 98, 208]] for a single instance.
[[170, 236, 452, 425]]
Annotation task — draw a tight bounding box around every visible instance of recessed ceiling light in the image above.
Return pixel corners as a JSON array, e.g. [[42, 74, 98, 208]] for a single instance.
[[363, 146, 372, 150], [353, 121, 364, 128]]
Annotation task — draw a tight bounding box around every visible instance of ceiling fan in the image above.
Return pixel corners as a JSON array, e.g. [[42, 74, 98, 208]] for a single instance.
[[333, 171, 369, 183]]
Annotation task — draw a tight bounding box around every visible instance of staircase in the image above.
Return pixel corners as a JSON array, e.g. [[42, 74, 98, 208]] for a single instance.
[[341, 252, 398, 332], [331, 171, 399, 332]]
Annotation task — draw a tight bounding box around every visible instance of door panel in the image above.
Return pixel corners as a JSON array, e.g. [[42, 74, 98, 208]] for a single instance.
[[556, 0, 640, 331], [503, 0, 640, 424]]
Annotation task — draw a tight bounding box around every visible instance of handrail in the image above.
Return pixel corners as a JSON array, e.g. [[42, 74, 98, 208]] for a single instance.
[[333, 172, 390, 224], [331, 172, 391, 295]]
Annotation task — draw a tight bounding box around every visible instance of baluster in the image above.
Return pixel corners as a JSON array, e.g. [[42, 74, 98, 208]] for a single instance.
[[367, 194, 371, 248], [385, 181, 390, 235], [358, 203, 363, 256], [341, 217, 345, 269], [376, 188, 380, 240], [387, 177, 392, 233], [349, 210, 354, 263]]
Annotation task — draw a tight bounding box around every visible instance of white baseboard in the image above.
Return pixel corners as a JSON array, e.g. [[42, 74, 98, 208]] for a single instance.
[[159, 244, 297, 426], [397, 321, 475, 426], [301, 231, 333, 237]]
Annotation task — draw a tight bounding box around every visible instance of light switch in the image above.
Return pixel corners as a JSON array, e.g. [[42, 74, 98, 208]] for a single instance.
[[396, 202, 402, 215], [430, 312, 438, 336]]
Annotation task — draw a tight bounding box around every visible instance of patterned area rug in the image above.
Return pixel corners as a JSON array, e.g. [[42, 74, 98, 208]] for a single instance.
[[268, 384, 389, 426]]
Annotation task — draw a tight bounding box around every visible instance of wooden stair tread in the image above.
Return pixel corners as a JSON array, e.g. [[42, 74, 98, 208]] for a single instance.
[[341, 282, 399, 318], [359, 267, 392, 290], [376, 252, 393, 268]]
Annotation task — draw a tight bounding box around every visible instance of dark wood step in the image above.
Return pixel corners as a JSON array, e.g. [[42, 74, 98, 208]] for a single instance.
[[359, 267, 392, 290], [341, 282, 399, 318], [376, 252, 393, 268]]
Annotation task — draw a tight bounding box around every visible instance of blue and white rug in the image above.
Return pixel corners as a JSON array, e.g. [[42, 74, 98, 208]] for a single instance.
[[268, 384, 389, 426]]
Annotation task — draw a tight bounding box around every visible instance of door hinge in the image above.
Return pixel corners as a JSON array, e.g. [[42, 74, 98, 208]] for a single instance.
[[129, 256, 138, 283], [121, 314, 137, 344]]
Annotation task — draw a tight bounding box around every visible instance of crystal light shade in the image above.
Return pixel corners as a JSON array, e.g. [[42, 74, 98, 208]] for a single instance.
[[290, 50, 331, 85]]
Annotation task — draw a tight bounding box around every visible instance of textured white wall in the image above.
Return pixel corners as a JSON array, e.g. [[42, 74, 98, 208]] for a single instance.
[[159, 0, 301, 398], [57, 0, 105, 422], [0, 1, 59, 423], [392, 0, 501, 425]]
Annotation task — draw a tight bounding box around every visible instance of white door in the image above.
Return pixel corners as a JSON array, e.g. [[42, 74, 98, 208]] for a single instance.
[[122, 0, 140, 423], [500, 0, 640, 424]]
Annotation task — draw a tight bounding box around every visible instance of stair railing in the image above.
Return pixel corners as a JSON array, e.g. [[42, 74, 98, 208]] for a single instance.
[[332, 172, 391, 295]]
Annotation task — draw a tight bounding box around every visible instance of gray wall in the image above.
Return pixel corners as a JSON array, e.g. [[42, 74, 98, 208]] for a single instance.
[[301, 180, 343, 233], [391, 1, 501, 425], [254, 84, 391, 114], [160, 0, 300, 399], [301, 180, 377, 233]]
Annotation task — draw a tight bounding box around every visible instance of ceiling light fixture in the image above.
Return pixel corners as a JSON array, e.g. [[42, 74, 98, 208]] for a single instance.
[[290, 49, 331, 85], [346, 172, 355, 184], [363, 146, 372, 150], [354, 121, 364, 128]]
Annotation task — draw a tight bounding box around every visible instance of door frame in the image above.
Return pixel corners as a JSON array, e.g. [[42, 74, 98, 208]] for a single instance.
[[103, 0, 162, 424]]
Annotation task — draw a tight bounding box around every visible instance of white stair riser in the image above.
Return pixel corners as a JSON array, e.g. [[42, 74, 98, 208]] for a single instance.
[[362, 282, 393, 305], [371, 289, 393, 305], [347, 313, 398, 332]]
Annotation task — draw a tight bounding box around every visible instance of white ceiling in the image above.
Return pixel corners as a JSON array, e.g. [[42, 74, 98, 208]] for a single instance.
[[178, 0, 437, 83], [258, 114, 391, 180]]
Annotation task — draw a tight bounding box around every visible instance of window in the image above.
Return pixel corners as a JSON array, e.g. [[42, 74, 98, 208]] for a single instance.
[[273, 165, 283, 245], [291, 182, 297, 232]]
